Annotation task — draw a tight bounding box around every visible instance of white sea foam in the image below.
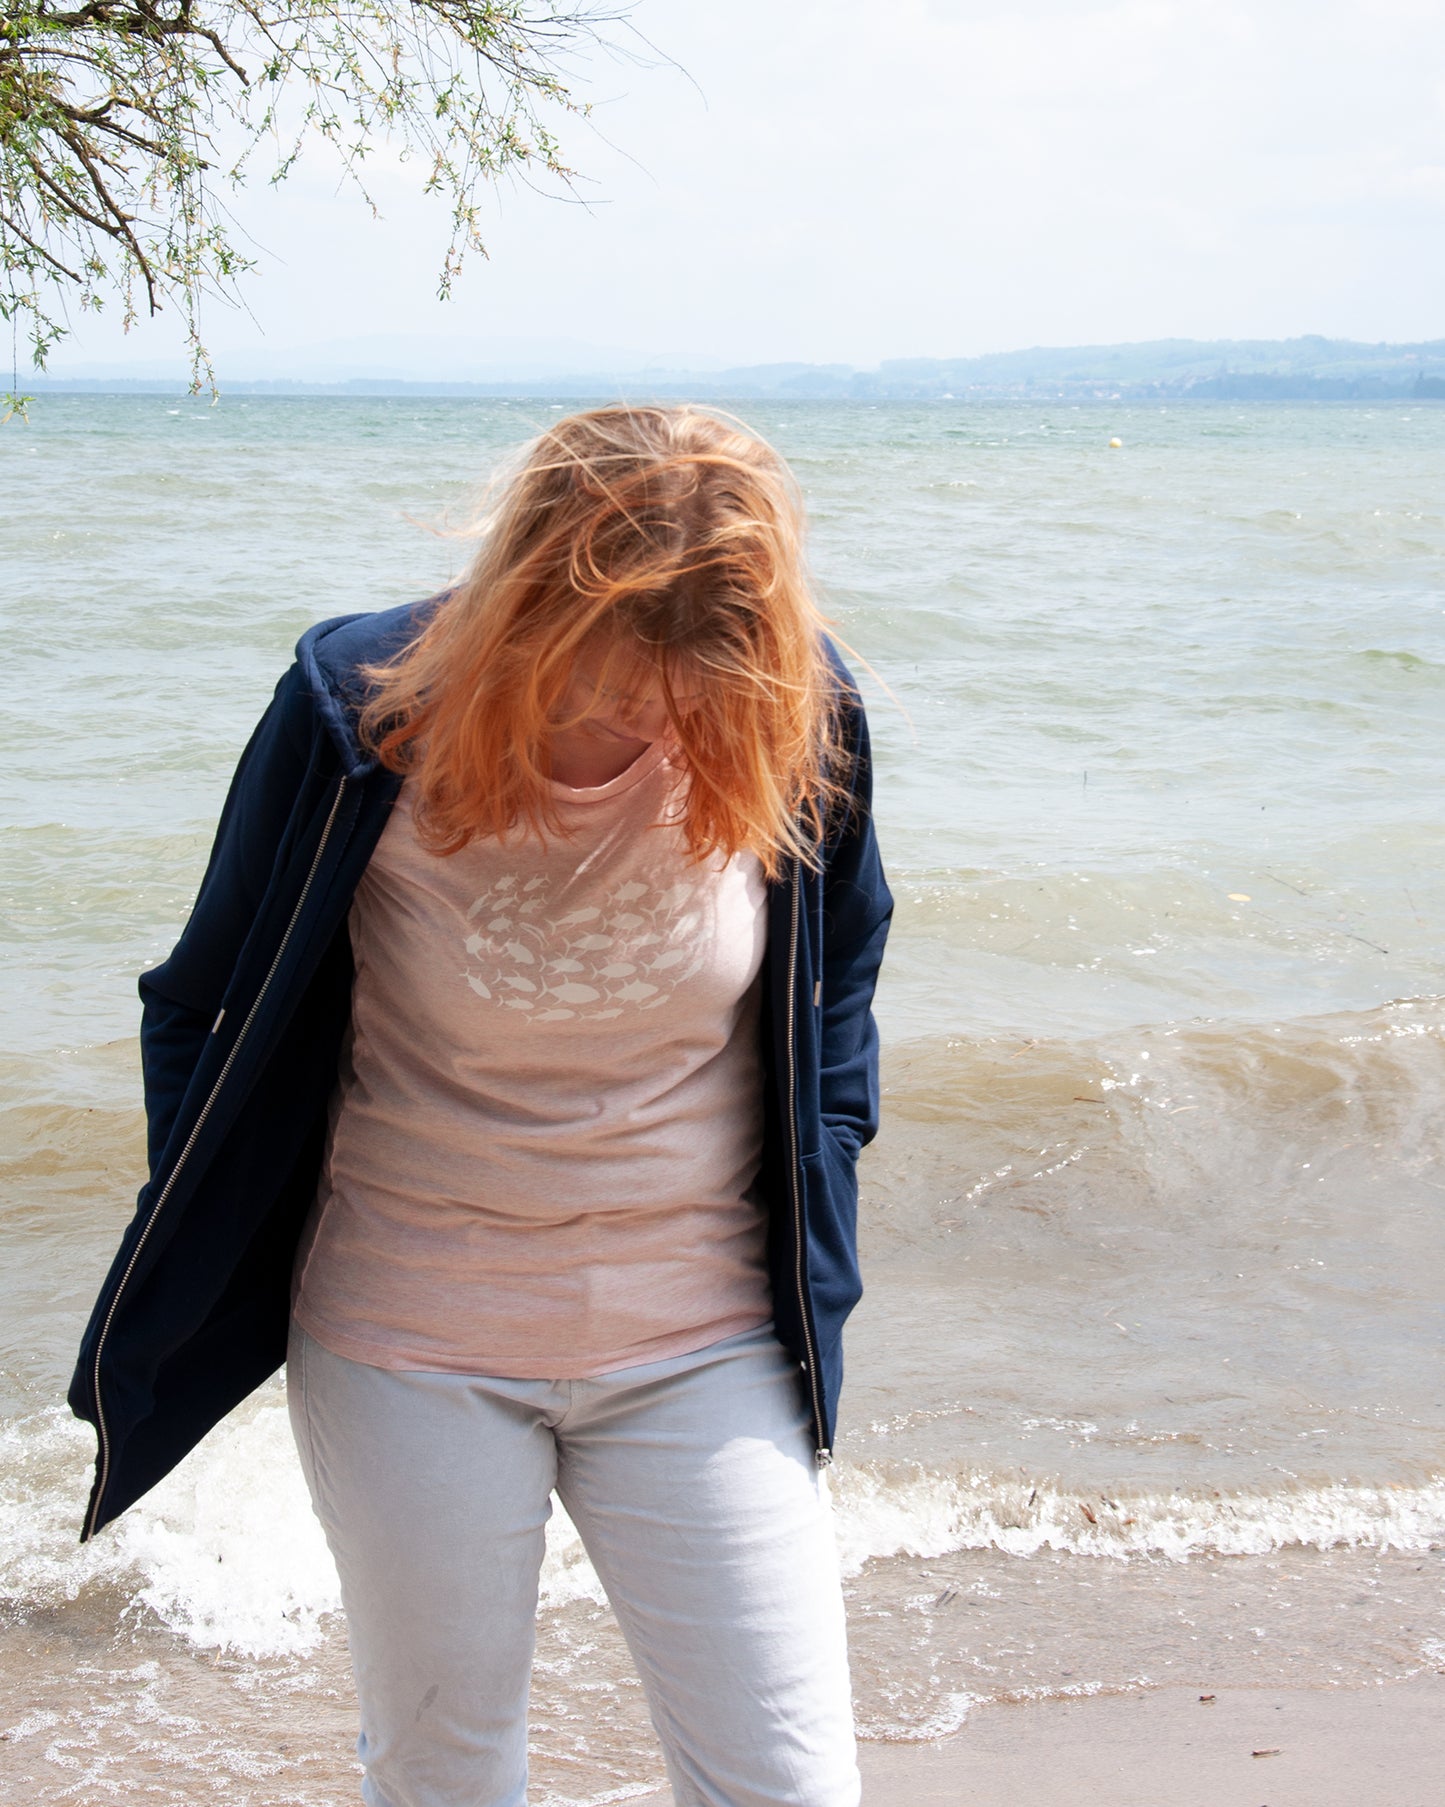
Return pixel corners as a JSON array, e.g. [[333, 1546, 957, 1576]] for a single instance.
[[6, 1395, 1443, 1661], [110, 1391, 339, 1656], [0, 1394, 339, 1657], [854, 1690, 977, 1743], [830, 1463, 1445, 1569], [532, 1790, 663, 1807], [0, 1391, 603, 1658]]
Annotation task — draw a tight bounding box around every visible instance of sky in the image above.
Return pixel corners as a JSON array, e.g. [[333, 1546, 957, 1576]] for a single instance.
[[45, 0, 1445, 376]]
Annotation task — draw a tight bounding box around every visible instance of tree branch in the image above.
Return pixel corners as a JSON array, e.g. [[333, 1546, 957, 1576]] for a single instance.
[[0, 207, 84, 280], [2, 0, 642, 388]]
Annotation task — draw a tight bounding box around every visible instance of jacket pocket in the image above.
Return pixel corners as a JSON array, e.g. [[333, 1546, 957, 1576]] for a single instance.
[[800, 1128, 863, 1326]]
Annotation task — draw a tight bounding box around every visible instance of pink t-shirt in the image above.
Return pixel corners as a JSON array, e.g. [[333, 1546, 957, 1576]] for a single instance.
[[293, 740, 772, 1377]]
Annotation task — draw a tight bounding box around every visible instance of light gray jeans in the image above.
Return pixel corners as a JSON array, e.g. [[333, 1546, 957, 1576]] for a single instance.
[[287, 1322, 861, 1807]]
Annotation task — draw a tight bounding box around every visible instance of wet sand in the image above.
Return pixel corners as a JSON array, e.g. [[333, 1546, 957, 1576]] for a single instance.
[[622, 1674, 1445, 1806], [859, 1674, 1444, 1804]]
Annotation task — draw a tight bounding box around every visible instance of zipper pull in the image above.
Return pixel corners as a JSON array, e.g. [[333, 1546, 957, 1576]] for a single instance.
[[813, 978, 822, 1008], [816, 1447, 834, 1469]]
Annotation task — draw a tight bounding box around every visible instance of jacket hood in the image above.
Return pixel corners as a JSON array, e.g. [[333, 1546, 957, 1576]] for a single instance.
[[295, 599, 442, 781]]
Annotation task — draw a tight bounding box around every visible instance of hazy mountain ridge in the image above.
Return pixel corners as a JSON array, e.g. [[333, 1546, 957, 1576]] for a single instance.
[[33, 335, 1445, 400]]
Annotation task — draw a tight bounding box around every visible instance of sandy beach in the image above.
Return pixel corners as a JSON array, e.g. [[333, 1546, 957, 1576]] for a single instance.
[[619, 1675, 1445, 1806], [3, 1593, 1441, 1804], [859, 1674, 1445, 1806]]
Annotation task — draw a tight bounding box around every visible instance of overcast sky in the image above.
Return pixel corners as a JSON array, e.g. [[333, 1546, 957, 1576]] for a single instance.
[[51, 0, 1445, 374]]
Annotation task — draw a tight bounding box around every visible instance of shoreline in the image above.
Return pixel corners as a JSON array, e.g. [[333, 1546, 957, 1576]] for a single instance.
[[624, 1674, 1445, 1805], [867, 1674, 1445, 1806]]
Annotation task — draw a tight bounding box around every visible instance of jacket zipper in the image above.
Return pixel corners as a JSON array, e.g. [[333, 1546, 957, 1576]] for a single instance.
[[83, 776, 349, 1541], [786, 856, 830, 1467]]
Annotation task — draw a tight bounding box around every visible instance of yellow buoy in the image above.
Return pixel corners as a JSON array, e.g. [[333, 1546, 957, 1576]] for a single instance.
[[1108, 437, 1123, 448], [1227, 893, 1251, 903]]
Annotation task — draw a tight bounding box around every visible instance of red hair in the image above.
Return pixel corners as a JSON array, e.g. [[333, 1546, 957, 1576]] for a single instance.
[[360, 405, 848, 878]]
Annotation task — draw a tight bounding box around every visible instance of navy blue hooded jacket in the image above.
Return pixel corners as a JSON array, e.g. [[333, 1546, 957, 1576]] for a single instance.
[[69, 603, 892, 1541]]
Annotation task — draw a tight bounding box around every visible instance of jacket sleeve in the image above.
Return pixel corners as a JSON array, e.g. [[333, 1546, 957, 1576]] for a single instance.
[[817, 686, 893, 1162], [137, 666, 316, 1173]]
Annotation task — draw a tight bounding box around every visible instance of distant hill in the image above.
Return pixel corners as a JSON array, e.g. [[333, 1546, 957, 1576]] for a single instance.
[[33, 335, 1445, 401], [864, 336, 1445, 401]]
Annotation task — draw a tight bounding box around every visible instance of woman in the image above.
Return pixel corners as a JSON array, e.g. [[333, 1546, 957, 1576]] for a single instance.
[[70, 405, 892, 1806]]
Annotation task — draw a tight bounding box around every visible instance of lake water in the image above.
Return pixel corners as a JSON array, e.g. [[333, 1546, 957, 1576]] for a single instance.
[[3, 395, 1443, 1800]]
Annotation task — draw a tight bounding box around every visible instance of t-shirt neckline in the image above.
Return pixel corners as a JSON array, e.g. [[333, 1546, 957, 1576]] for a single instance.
[[545, 736, 671, 804]]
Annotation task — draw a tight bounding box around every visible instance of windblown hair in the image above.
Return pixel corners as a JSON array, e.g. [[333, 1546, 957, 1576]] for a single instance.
[[360, 405, 848, 878]]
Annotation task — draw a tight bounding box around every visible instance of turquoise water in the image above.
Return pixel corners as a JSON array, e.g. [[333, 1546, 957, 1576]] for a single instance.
[[2, 397, 1443, 1797]]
